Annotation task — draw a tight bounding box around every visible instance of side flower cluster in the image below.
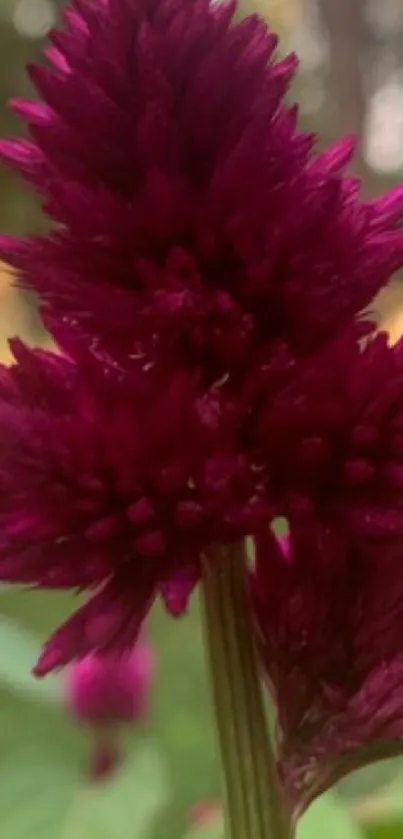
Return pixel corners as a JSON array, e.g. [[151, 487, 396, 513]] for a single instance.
[[252, 332, 403, 809]]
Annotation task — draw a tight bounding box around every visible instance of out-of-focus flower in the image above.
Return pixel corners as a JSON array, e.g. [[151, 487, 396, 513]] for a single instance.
[[252, 332, 403, 813], [0, 338, 268, 675], [66, 637, 153, 781], [67, 637, 153, 725], [0, 0, 403, 390]]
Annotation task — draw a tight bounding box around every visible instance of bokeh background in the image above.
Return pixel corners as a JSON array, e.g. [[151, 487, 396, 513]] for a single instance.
[[0, 2, 403, 838]]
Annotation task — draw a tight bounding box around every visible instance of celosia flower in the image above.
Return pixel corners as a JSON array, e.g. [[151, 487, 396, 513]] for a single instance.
[[3, 1, 403, 831], [1, 0, 403, 387], [67, 636, 153, 725], [0, 338, 267, 675], [252, 332, 403, 814]]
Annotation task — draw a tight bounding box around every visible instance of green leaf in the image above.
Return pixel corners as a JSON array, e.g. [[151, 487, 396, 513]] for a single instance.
[[0, 616, 59, 704], [297, 794, 365, 839], [182, 794, 364, 839], [338, 759, 403, 801], [0, 586, 79, 638], [364, 826, 403, 839], [60, 745, 169, 839], [0, 688, 169, 839], [353, 771, 403, 838]]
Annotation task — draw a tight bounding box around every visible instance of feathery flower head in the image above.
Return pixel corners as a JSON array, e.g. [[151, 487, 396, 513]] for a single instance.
[[66, 636, 154, 725], [252, 329, 403, 534], [1, 0, 403, 388], [252, 333, 403, 813], [0, 339, 268, 675], [2, 2, 403, 830]]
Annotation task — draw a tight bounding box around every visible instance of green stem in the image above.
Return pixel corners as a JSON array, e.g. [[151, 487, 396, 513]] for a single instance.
[[201, 543, 293, 839]]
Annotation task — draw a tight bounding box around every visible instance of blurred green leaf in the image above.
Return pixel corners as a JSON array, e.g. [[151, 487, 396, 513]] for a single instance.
[[181, 794, 365, 839], [0, 685, 168, 839], [297, 794, 364, 839], [150, 600, 220, 839], [0, 589, 219, 839], [0, 689, 85, 839], [0, 586, 78, 638], [183, 813, 224, 839], [338, 760, 403, 802], [353, 771, 403, 839], [0, 615, 59, 704], [364, 826, 403, 839], [60, 745, 169, 839]]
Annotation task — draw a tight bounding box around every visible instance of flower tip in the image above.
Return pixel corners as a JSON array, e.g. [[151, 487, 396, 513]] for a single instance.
[[311, 135, 357, 176], [272, 52, 299, 84], [8, 335, 26, 362], [0, 234, 27, 268], [33, 644, 65, 678]]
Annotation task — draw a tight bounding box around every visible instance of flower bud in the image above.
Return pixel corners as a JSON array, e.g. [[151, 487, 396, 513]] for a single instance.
[[66, 638, 154, 727]]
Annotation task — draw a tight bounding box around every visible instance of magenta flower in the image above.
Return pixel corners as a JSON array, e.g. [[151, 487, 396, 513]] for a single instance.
[[252, 329, 403, 537], [1, 0, 403, 387], [66, 636, 154, 725], [66, 636, 153, 780], [3, 2, 403, 830], [0, 339, 267, 675], [252, 332, 403, 813]]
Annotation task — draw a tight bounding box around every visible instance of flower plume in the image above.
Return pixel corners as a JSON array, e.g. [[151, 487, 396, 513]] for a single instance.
[[1, 0, 403, 386]]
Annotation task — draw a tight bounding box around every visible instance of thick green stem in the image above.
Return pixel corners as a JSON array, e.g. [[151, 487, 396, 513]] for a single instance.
[[201, 543, 293, 839]]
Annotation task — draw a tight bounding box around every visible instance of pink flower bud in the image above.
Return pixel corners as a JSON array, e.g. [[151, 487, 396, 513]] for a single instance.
[[66, 638, 154, 726]]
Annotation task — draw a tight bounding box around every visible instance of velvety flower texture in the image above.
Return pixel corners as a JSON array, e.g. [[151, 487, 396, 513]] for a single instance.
[[1, 0, 403, 387], [2, 0, 403, 801], [252, 332, 403, 812], [0, 339, 267, 675]]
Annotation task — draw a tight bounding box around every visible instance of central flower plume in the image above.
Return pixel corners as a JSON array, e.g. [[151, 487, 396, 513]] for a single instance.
[[1, 0, 403, 387]]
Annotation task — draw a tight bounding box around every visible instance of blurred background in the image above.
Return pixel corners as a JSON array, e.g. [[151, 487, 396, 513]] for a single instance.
[[0, 2, 403, 838]]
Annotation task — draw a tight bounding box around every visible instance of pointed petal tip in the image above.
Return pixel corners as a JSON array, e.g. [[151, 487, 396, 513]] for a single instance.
[[0, 235, 29, 269], [372, 183, 403, 229], [273, 51, 299, 82], [311, 135, 357, 175], [10, 98, 50, 125], [33, 644, 66, 678]]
